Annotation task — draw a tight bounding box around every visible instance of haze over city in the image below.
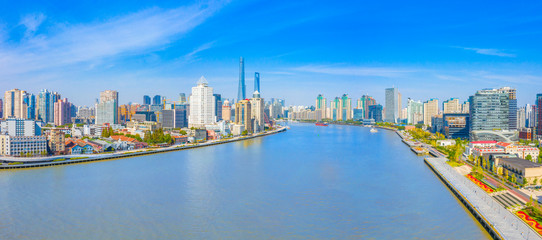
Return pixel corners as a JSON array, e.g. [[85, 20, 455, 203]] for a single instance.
[[1, 0, 542, 106]]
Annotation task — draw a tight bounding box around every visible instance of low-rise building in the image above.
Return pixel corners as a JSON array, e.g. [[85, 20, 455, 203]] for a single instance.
[[437, 139, 456, 147], [494, 157, 542, 185], [65, 139, 95, 154], [0, 135, 47, 156], [496, 142, 540, 161]]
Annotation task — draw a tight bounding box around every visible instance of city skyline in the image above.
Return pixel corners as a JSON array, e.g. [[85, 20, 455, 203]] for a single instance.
[[1, 1, 542, 106]]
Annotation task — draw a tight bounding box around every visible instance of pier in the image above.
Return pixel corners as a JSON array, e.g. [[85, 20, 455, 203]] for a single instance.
[[425, 157, 541, 240]]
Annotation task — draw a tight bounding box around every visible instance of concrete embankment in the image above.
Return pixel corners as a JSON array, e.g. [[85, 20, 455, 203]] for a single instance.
[[0, 127, 287, 170], [425, 157, 540, 240]]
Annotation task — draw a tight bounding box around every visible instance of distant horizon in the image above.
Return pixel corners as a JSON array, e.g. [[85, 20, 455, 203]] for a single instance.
[[1, 1, 542, 107]]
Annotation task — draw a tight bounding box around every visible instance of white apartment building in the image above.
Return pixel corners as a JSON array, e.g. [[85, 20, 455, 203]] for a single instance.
[[189, 76, 216, 128]]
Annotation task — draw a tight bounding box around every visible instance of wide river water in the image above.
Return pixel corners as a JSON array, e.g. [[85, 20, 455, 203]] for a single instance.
[[0, 123, 490, 239]]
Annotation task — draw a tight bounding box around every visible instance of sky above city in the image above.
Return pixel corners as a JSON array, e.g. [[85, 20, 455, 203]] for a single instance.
[[1, 0, 542, 107]]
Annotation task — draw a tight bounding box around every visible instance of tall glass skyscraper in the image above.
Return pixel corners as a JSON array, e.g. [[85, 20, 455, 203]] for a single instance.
[[469, 89, 510, 132], [38, 89, 60, 123], [153, 95, 162, 105], [238, 57, 246, 101], [385, 87, 399, 123], [254, 72, 260, 93], [23, 94, 36, 120], [143, 95, 151, 105]]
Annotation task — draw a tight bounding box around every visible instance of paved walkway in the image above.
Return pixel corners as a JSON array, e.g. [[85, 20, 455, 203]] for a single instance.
[[426, 157, 542, 240]]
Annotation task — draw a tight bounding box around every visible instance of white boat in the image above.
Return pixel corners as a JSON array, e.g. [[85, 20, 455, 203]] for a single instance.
[[370, 128, 378, 133]]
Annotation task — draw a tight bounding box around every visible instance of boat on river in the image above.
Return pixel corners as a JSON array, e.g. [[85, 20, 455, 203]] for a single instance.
[[315, 122, 329, 126], [370, 128, 378, 133]]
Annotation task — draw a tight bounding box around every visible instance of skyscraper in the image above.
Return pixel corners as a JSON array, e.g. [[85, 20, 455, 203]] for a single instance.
[[214, 93, 223, 121], [407, 98, 424, 125], [368, 104, 383, 122], [385, 87, 400, 123], [235, 99, 252, 133], [338, 94, 352, 121], [4, 89, 28, 119], [537, 94, 542, 137], [250, 91, 265, 133], [500, 87, 517, 131], [254, 72, 260, 93], [54, 98, 72, 126], [469, 89, 509, 132], [315, 94, 327, 121], [238, 57, 246, 101], [24, 93, 36, 120], [423, 99, 439, 127], [357, 95, 376, 119], [38, 89, 61, 123], [96, 90, 119, 125], [189, 76, 216, 128], [153, 95, 162, 105], [143, 95, 151, 105]]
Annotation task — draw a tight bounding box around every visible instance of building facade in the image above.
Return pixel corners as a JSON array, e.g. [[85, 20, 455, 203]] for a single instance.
[[385, 87, 400, 123], [423, 99, 439, 127], [443, 98, 460, 113], [96, 90, 119, 125], [4, 89, 28, 119], [235, 99, 252, 133], [0, 135, 47, 156], [189, 77, 216, 128]]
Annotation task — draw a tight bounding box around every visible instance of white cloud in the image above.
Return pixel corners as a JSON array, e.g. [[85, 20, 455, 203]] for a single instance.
[[459, 47, 516, 57], [20, 13, 47, 37], [0, 1, 227, 78]]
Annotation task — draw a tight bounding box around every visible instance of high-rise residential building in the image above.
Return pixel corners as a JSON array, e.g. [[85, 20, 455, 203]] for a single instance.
[[235, 99, 252, 133], [96, 90, 119, 125], [517, 106, 526, 129], [23, 94, 36, 120], [407, 98, 424, 125], [143, 95, 151, 105], [537, 94, 542, 136], [0, 98, 3, 118], [500, 87, 517, 131], [189, 76, 216, 128], [251, 91, 265, 133], [4, 89, 28, 119], [443, 98, 460, 113], [368, 104, 383, 122], [214, 94, 223, 121], [54, 98, 72, 126], [423, 99, 439, 127], [37, 89, 61, 123], [469, 89, 510, 132], [330, 97, 339, 121], [315, 94, 327, 121], [338, 94, 352, 121], [357, 95, 376, 119], [254, 72, 260, 93], [152, 95, 162, 105], [385, 87, 400, 123], [238, 57, 246, 101], [222, 100, 232, 121]]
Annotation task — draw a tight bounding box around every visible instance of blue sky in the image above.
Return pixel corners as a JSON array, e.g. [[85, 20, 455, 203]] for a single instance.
[[1, 0, 542, 107]]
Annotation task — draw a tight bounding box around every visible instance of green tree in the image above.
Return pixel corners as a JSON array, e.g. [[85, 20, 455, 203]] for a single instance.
[[241, 130, 248, 136], [65, 134, 71, 138], [526, 154, 533, 161]]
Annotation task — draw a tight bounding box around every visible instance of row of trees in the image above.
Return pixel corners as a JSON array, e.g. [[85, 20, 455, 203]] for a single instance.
[[143, 128, 174, 144]]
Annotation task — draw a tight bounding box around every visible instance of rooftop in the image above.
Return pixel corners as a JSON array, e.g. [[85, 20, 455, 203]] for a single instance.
[[499, 157, 542, 169]]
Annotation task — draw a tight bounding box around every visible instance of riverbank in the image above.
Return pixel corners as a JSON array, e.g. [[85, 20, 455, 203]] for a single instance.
[[0, 127, 287, 170]]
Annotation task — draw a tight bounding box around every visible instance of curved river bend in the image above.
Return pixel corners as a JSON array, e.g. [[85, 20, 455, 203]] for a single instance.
[[0, 123, 490, 239]]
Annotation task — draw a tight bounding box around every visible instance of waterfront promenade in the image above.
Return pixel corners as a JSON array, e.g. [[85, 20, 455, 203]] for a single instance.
[[426, 157, 541, 240], [0, 127, 287, 169]]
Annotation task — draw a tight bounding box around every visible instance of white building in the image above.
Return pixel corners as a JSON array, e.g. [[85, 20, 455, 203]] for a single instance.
[[188, 76, 216, 128], [96, 90, 118, 125], [0, 135, 47, 156], [0, 118, 40, 136]]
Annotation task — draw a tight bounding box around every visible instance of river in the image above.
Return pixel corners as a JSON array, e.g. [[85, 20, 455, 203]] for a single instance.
[[0, 123, 490, 239]]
